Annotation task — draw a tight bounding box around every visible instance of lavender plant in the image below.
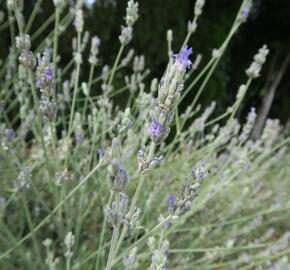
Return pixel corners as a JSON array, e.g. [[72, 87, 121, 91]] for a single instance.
[[0, 0, 290, 269]]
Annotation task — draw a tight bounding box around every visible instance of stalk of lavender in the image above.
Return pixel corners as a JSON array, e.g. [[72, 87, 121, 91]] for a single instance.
[[66, 5, 84, 164], [182, 0, 206, 49], [199, 45, 268, 132], [179, 0, 253, 109], [112, 45, 194, 264], [106, 0, 138, 96], [52, 0, 65, 69], [104, 138, 129, 270], [11, 2, 50, 166], [82, 35, 101, 117], [229, 44, 269, 120]]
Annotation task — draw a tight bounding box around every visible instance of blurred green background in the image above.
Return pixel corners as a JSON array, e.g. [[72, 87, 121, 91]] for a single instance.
[[1, 0, 290, 123]]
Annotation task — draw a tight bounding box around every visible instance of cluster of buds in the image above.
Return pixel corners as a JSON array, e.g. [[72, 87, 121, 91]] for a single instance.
[[6, 0, 23, 10], [124, 207, 141, 229], [13, 166, 32, 191], [125, 55, 146, 94], [55, 170, 70, 185], [187, 0, 206, 34], [133, 55, 145, 73], [191, 101, 216, 132], [246, 45, 269, 78], [237, 0, 252, 23], [148, 46, 193, 145], [64, 231, 75, 258], [43, 239, 59, 269], [74, 8, 84, 33], [167, 162, 209, 217], [53, 0, 65, 10], [239, 107, 257, 142], [106, 138, 128, 192], [123, 247, 139, 269], [150, 240, 170, 270], [117, 108, 133, 134], [88, 36, 101, 66], [194, 0, 205, 17], [121, 49, 135, 67], [0, 126, 15, 150], [105, 192, 128, 227], [137, 145, 164, 171], [36, 50, 55, 92], [36, 50, 57, 121], [260, 119, 281, 150], [119, 0, 139, 45], [15, 34, 35, 68], [73, 112, 85, 144]]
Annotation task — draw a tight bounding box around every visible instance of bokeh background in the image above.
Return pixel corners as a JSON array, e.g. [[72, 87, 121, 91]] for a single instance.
[[1, 0, 289, 127]]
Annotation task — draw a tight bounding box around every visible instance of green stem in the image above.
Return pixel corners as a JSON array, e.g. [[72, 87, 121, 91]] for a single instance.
[[105, 193, 120, 270], [21, 195, 42, 266], [106, 45, 124, 96], [113, 169, 148, 260], [66, 32, 82, 165], [95, 193, 113, 270], [25, 0, 44, 33], [28, 71, 50, 166], [82, 63, 95, 118], [53, 8, 60, 69]]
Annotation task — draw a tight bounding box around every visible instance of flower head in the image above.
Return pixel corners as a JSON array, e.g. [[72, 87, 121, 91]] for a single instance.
[[173, 45, 193, 70], [45, 67, 54, 81], [167, 194, 176, 214], [149, 119, 164, 138]]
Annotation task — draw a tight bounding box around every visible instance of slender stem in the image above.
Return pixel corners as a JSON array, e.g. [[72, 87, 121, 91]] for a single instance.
[[66, 256, 72, 270], [229, 78, 252, 120], [53, 8, 60, 69], [21, 195, 42, 265], [95, 193, 113, 270], [31, 13, 55, 41], [104, 226, 119, 270], [181, 17, 197, 49], [105, 193, 120, 270], [25, 0, 44, 33], [66, 32, 82, 164], [8, 11, 15, 48], [82, 63, 95, 118], [106, 45, 124, 95], [112, 216, 172, 267], [49, 121, 60, 169], [113, 170, 147, 259], [28, 71, 49, 166]]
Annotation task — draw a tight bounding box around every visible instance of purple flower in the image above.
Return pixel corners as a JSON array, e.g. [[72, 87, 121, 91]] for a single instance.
[[173, 45, 193, 70], [45, 67, 54, 81], [149, 119, 164, 138], [36, 78, 43, 88], [168, 194, 176, 206], [167, 194, 176, 214], [241, 10, 249, 18], [9, 129, 15, 141]]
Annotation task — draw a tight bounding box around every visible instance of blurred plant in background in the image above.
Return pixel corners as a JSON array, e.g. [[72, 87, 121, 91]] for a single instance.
[[0, 0, 290, 269]]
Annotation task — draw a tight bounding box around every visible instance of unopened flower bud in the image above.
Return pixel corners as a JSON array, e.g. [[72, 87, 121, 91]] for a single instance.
[[119, 26, 133, 45], [15, 34, 31, 51], [19, 51, 36, 68], [7, 0, 23, 10], [74, 9, 84, 33]]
